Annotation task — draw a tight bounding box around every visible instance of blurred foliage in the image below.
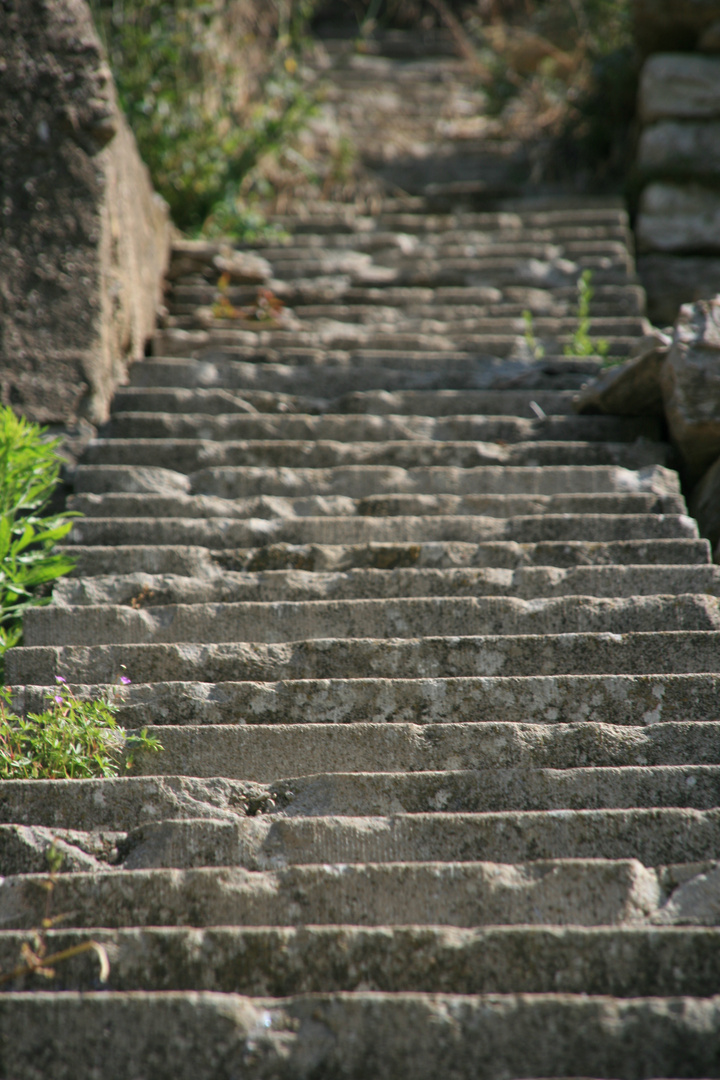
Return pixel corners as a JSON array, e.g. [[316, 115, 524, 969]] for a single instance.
[[89, 1, 320, 235], [322, 0, 637, 191], [464, 0, 637, 190]]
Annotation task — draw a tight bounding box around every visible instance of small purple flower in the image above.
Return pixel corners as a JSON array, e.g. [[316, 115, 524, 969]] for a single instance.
[[120, 676, 131, 685], [54, 695, 63, 704], [55, 676, 66, 684]]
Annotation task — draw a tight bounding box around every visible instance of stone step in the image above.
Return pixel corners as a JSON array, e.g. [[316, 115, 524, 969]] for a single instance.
[[67, 513, 695, 551], [10, 762, 720, 823], [273, 767, 720, 815], [32, 807, 720, 870], [154, 327, 636, 359], [257, 246, 630, 270], [104, 412, 660, 444], [62, 540, 711, 579], [23, 595, 720, 648], [256, 257, 634, 289], [1, 991, 719, 1080], [67, 491, 686, 522], [0, 859, 664, 929], [15, 672, 712, 728], [129, 356, 602, 394], [74, 464, 680, 499], [168, 291, 644, 320], [109, 387, 583, 417], [264, 310, 644, 337], [276, 205, 630, 233], [79, 439, 670, 473], [255, 251, 632, 278], [3, 924, 720, 996], [8, 631, 720, 686], [52, 564, 720, 609], [156, 323, 636, 360], [112, 721, 720, 779], [244, 227, 632, 252]]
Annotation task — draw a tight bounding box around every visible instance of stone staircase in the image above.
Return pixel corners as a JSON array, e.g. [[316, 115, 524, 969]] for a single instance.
[[4, 28, 720, 1080]]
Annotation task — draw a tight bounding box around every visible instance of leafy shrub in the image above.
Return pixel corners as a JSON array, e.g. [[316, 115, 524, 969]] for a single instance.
[[0, 408, 76, 673], [89, 0, 320, 234], [0, 680, 162, 780]]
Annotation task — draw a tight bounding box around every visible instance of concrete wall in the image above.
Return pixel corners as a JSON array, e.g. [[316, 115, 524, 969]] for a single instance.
[[0, 0, 172, 427]]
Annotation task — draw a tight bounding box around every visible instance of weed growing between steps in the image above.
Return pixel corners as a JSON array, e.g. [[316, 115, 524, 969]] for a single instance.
[[0, 679, 162, 781], [0, 408, 75, 675], [564, 270, 609, 358], [0, 845, 111, 989], [523, 270, 610, 360]]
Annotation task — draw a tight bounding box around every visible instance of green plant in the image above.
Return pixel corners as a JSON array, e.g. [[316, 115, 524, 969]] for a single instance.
[[0, 680, 162, 781], [0, 845, 110, 988], [463, 0, 636, 189], [564, 269, 609, 357], [89, 1, 321, 233], [522, 309, 545, 359], [0, 408, 77, 677]]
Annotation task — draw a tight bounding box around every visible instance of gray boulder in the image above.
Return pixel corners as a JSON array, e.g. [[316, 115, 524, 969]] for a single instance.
[[0, 0, 171, 425], [689, 454, 720, 548], [574, 332, 670, 417], [638, 253, 720, 325], [661, 297, 720, 480]]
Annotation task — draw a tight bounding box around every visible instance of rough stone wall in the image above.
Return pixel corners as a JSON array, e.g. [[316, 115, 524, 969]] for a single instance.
[[0, 0, 171, 426], [634, 1, 720, 325]]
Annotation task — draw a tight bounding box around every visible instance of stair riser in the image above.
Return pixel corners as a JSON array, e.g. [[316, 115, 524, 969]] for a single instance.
[[81, 440, 670, 473], [2, 992, 720, 1080], [9, 632, 720, 685], [0, 860, 660, 929], [68, 493, 685, 522], [62, 540, 712, 577], [127, 359, 601, 395], [23, 595, 720, 647], [105, 413, 661, 444], [51, 564, 720, 608], [119, 810, 720, 870], [75, 463, 680, 498], [118, 722, 720, 779], [14, 673, 718, 728], [2, 926, 720, 996], [67, 513, 690, 549], [110, 388, 584, 417]]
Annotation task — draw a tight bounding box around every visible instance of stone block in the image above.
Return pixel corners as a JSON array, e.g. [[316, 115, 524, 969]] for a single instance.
[[574, 331, 670, 417], [636, 183, 720, 254], [0, 0, 171, 425], [639, 54, 720, 123], [638, 253, 720, 325], [638, 121, 720, 185], [689, 453, 720, 547], [634, 0, 720, 53], [661, 296, 720, 479]]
